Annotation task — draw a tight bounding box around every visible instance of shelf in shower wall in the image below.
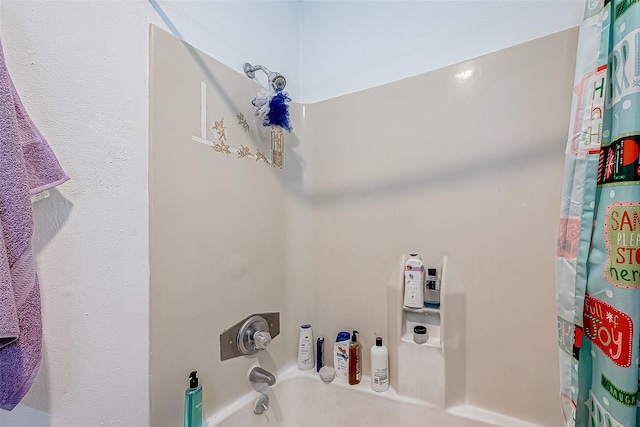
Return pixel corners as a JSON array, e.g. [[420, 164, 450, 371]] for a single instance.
[[402, 306, 440, 315], [399, 257, 445, 349], [401, 290, 442, 349], [402, 306, 441, 349], [388, 254, 467, 408], [400, 330, 441, 348]]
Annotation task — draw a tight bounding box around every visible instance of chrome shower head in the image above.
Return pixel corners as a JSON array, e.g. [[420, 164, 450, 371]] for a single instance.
[[269, 73, 286, 90], [244, 63, 287, 90]]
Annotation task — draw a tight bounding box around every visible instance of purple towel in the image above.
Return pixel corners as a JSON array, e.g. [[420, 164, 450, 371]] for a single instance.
[[0, 38, 68, 411]]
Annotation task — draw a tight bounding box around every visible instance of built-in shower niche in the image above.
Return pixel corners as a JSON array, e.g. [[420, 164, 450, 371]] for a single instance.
[[400, 256, 444, 348], [388, 255, 465, 409], [402, 304, 441, 347]]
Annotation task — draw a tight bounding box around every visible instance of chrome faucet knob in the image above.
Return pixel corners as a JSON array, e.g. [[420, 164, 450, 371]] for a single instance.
[[237, 315, 272, 356], [253, 331, 272, 350]]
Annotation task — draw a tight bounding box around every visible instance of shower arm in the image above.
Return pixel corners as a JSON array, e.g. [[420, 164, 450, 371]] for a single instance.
[[243, 63, 287, 90]]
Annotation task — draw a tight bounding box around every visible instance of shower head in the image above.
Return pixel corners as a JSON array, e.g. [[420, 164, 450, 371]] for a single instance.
[[270, 73, 286, 90], [244, 63, 287, 90]]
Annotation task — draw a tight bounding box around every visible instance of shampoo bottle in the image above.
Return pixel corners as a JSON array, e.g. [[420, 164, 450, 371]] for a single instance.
[[334, 331, 351, 380], [297, 324, 314, 370], [403, 254, 425, 308], [184, 371, 203, 427], [348, 330, 362, 385], [370, 337, 389, 392]]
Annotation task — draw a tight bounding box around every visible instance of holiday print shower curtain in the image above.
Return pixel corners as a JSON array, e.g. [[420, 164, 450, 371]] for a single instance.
[[557, 1, 640, 426]]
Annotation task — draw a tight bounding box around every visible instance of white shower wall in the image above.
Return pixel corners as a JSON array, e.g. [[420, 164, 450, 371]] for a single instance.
[[301, 28, 578, 425], [0, 1, 582, 426], [149, 26, 578, 426]]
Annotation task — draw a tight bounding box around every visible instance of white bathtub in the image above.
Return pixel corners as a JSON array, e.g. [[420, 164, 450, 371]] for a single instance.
[[209, 367, 507, 427]]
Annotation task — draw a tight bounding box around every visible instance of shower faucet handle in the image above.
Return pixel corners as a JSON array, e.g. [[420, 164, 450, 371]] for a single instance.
[[253, 331, 272, 350], [236, 315, 276, 356], [220, 312, 280, 361]]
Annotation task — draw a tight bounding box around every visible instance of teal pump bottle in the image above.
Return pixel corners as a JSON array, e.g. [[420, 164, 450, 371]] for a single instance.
[[184, 371, 203, 427]]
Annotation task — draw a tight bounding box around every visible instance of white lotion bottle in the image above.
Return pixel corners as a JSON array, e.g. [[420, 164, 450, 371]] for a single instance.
[[297, 324, 315, 370], [370, 337, 389, 392], [403, 254, 425, 308]]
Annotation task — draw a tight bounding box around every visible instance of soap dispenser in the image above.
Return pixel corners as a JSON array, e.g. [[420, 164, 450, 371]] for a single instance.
[[184, 371, 203, 427], [348, 331, 362, 385]]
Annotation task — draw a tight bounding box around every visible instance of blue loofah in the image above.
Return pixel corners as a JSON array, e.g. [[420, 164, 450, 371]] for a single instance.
[[266, 89, 292, 132], [252, 88, 292, 132]]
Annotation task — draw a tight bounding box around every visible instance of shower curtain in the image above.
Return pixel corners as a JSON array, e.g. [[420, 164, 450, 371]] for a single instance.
[[557, 1, 640, 426]]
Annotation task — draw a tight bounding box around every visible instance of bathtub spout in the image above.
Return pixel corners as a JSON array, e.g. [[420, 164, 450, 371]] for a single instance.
[[249, 367, 276, 386]]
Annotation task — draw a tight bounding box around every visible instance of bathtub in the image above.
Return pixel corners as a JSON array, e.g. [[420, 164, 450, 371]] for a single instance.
[[209, 367, 507, 427]]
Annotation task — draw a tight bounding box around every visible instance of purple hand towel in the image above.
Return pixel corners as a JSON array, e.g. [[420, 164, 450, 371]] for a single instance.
[[0, 38, 68, 411]]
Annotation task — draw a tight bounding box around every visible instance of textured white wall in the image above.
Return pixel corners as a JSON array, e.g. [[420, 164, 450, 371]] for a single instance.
[[0, 2, 297, 426], [0, 1, 583, 426], [0, 3, 151, 426]]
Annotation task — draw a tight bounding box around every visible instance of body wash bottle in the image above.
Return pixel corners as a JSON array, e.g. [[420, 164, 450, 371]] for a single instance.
[[348, 330, 362, 385], [184, 371, 203, 427], [403, 254, 425, 308], [297, 324, 314, 370]]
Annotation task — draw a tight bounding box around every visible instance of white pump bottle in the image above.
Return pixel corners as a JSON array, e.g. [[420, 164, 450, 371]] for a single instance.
[[370, 337, 389, 392]]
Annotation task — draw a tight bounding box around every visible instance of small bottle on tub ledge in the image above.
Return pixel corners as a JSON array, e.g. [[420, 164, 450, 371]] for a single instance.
[[334, 331, 351, 380], [297, 324, 315, 370]]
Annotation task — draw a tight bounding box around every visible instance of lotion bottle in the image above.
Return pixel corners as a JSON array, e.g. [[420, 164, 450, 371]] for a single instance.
[[403, 254, 425, 308], [297, 324, 314, 370], [184, 371, 203, 427], [348, 330, 362, 385], [370, 337, 389, 392]]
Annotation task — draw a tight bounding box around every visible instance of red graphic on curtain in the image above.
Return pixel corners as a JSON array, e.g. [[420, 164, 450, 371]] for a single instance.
[[583, 294, 633, 367]]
